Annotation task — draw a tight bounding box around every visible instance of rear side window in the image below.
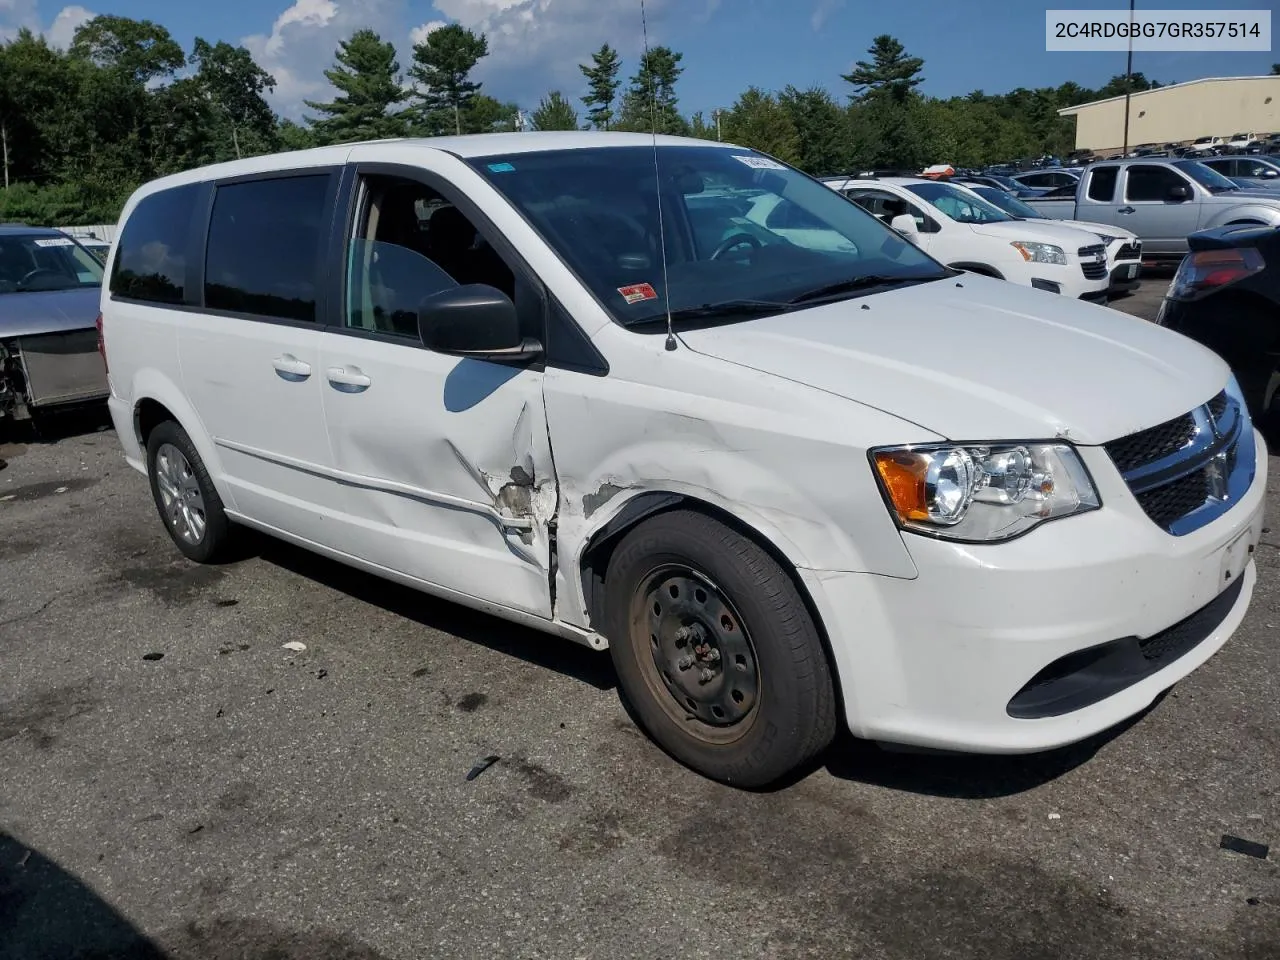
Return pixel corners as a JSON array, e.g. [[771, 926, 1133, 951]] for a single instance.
[[1086, 168, 1118, 202], [110, 184, 199, 304], [204, 174, 330, 322]]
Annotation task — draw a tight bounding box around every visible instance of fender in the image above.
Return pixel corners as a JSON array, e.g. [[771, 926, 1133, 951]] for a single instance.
[[949, 262, 1005, 279], [1201, 203, 1280, 229], [128, 366, 236, 512]]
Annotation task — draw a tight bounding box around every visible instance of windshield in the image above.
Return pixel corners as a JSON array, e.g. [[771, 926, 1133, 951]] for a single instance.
[[967, 185, 1042, 218], [903, 181, 1013, 223], [1174, 160, 1239, 192], [469, 146, 948, 326], [0, 234, 104, 293]]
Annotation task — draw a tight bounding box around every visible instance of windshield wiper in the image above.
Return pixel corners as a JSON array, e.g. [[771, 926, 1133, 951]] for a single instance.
[[787, 273, 942, 305], [625, 299, 797, 329]]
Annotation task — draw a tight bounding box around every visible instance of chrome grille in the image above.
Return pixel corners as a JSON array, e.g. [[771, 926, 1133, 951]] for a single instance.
[[1105, 391, 1255, 536], [1078, 244, 1108, 280]]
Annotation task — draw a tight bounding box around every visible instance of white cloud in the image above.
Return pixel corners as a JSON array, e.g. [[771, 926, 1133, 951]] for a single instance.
[[0, 2, 95, 46], [409, 19, 447, 48], [47, 4, 94, 49], [810, 0, 844, 32]]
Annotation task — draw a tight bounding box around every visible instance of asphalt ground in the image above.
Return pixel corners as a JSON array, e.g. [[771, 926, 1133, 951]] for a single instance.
[[2, 274, 1278, 960]]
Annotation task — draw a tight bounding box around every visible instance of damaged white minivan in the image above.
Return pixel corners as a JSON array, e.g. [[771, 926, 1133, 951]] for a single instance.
[[102, 133, 1268, 788]]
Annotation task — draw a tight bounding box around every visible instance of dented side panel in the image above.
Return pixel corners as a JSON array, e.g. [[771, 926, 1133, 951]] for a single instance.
[[317, 335, 556, 620], [545, 322, 944, 633]]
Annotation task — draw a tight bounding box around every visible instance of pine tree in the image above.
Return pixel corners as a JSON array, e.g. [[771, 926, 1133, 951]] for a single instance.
[[304, 30, 408, 144], [532, 91, 578, 131], [579, 44, 620, 130], [842, 35, 924, 102], [617, 46, 685, 135], [409, 24, 488, 136]]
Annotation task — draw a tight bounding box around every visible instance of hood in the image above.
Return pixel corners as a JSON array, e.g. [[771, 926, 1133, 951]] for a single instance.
[[1058, 219, 1138, 241], [678, 274, 1227, 445], [0, 286, 101, 338], [1217, 188, 1280, 203], [967, 219, 1108, 249]]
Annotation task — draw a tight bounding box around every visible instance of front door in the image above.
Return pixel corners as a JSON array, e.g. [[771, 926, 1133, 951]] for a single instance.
[[177, 170, 346, 543], [317, 162, 555, 619], [1116, 165, 1203, 257]]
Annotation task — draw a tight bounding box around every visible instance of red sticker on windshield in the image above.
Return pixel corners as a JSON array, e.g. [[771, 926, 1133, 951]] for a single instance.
[[618, 283, 658, 305]]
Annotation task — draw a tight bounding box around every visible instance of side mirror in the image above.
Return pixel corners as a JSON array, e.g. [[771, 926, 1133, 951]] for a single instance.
[[890, 213, 920, 239], [417, 284, 542, 361], [1264, 169, 1279, 178], [1167, 184, 1191, 201]]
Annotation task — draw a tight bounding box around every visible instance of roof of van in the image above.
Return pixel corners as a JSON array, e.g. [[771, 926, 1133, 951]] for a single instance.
[[127, 132, 746, 201]]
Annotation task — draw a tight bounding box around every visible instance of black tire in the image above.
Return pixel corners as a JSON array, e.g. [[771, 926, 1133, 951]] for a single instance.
[[604, 509, 837, 788], [145, 420, 234, 563]]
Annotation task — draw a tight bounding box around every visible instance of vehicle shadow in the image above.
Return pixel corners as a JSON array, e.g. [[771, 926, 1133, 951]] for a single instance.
[[0, 830, 166, 959], [0, 404, 112, 447], [249, 532, 618, 692], [0, 830, 392, 959], [821, 694, 1163, 799]]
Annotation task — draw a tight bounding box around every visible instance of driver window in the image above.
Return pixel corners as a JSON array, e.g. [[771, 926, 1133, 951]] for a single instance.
[[847, 190, 930, 231], [1125, 166, 1188, 202], [345, 175, 516, 338]]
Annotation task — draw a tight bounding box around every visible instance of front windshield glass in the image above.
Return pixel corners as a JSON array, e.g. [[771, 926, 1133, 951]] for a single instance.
[[468, 146, 947, 326], [903, 181, 1014, 223], [0, 234, 104, 294], [968, 185, 1041, 218], [1175, 160, 1239, 192]]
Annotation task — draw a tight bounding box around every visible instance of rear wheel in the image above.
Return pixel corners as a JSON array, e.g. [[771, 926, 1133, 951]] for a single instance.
[[604, 510, 837, 788], [146, 421, 234, 563]]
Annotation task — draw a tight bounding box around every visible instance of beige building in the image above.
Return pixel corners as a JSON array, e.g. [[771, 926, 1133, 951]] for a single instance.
[[1058, 75, 1280, 153]]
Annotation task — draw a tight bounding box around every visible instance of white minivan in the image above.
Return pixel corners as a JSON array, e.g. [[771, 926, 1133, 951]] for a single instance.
[[101, 133, 1268, 788]]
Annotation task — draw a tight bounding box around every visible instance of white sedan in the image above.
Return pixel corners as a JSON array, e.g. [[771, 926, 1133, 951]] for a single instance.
[[824, 177, 1113, 301]]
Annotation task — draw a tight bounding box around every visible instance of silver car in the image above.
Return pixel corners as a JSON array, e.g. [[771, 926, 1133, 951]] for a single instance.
[[0, 226, 108, 427]]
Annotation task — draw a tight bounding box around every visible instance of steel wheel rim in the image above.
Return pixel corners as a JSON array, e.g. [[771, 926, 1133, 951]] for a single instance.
[[155, 443, 206, 546], [631, 564, 761, 744]]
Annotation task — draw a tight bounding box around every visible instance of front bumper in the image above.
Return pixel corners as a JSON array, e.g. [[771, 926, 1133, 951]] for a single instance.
[[803, 429, 1268, 753], [1109, 259, 1142, 292]]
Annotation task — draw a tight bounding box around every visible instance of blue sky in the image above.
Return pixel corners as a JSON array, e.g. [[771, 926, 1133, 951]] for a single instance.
[[2, 0, 1275, 118]]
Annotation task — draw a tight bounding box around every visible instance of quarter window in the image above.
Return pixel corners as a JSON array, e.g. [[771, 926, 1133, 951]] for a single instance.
[[110, 184, 199, 304], [204, 174, 331, 322], [1086, 168, 1118, 202]]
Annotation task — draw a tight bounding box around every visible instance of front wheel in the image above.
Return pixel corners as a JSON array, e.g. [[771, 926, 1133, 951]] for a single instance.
[[146, 420, 234, 563], [604, 510, 837, 788]]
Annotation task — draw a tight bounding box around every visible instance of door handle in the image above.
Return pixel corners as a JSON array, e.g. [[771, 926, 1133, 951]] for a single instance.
[[1117, 206, 1136, 214], [326, 365, 371, 393], [272, 354, 312, 381]]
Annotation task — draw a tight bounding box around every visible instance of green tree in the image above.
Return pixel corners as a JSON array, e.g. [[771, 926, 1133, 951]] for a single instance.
[[617, 46, 686, 135], [687, 110, 717, 140], [579, 43, 621, 130], [277, 118, 318, 151], [190, 38, 276, 160], [532, 91, 578, 131], [842, 35, 924, 102], [305, 29, 408, 145], [723, 87, 800, 164], [68, 15, 185, 86], [463, 94, 520, 133], [1095, 72, 1157, 98], [779, 85, 849, 174], [409, 24, 488, 136]]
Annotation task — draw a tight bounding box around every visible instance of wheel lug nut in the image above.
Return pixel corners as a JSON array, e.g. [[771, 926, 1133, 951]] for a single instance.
[[699, 668, 715, 684], [677, 656, 694, 671]]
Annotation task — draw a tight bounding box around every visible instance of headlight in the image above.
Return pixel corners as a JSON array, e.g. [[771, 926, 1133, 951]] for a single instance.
[[872, 442, 1100, 542], [1010, 241, 1067, 265]]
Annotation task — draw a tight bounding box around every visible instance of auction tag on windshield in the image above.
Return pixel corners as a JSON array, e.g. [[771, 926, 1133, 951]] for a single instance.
[[618, 283, 658, 305], [732, 155, 785, 170], [34, 237, 74, 247]]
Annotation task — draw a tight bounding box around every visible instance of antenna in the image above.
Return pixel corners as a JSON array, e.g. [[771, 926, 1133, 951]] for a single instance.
[[640, 0, 677, 352]]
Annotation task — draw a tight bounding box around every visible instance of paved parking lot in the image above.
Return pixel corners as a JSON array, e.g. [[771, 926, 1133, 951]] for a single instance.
[[2, 279, 1278, 960]]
